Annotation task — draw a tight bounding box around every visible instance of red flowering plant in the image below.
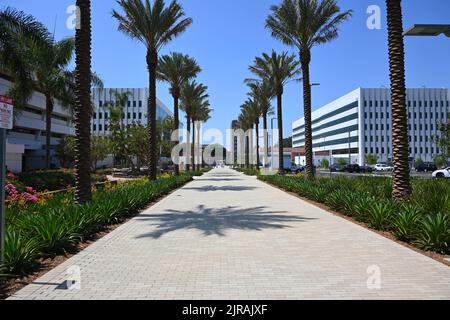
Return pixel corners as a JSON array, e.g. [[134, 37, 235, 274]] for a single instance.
[[4, 171, 40, 204]]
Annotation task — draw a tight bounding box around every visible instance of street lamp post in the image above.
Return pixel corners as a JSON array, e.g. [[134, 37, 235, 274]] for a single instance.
[[403, 24, 450, 37]]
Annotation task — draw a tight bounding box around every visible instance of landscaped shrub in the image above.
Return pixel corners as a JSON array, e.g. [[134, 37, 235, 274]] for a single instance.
[[259, 174, 450, 254], [415, 213, 450, 254], [14, 170, 108, 192], [1, 173, 195, 275], [2, 231, 41, 274], [236, 167, 260, 176], [392, 204, 422, 242], [366, 201, 397, 231]]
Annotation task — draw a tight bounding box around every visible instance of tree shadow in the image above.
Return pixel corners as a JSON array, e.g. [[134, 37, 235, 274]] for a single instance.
[[135, 205, 315, 239], [183, 185, 257, 192], [197, 178, 242, 182]]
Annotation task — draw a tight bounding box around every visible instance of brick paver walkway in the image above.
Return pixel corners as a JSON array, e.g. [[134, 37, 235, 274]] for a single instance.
[[9, 168, 450, 299]]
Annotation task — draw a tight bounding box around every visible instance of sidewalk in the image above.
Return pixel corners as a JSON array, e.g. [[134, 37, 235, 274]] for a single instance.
[[9, 167, 450, 299]]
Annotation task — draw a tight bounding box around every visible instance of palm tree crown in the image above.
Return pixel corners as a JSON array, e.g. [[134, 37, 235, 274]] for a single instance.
[[0, 7, 51, 106], [248, 50, 299, 95], [266, 0, 352, 58], [157, 52, 201, 98], [112, 0, 192, 56]]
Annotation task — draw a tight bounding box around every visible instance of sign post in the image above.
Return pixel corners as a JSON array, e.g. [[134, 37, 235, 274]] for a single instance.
[[0, 95, 13, 265]]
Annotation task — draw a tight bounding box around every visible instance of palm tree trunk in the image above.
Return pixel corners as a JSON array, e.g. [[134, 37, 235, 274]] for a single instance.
[[386, 0, 411, 200], [186, 110, 191, 171], [191, 119, 195, 171], [196, 121, 201, 171], [45, 96, 53, 170], [263, 113, 268, 167], [74, 0, 92, 204], [276, 92, 284, 174], [301, 48, 314, 179], [147, 49, 158, 181], [173, 93, 180, 175], [245, 134, 249, 169], [255, 121, 260, 170]]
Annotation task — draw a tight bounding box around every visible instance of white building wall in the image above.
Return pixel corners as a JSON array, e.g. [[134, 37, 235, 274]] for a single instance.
[[293, 88, 450, 166], [0, 76, 75, 172], [91, 88, 173, 136]]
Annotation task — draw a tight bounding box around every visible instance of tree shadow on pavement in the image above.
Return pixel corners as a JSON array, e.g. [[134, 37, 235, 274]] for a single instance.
[[183, 185, 257, 192], [135, 205, 315, 239]]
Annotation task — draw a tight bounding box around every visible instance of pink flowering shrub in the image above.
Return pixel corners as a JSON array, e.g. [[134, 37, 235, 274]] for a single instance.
[[5, 182, 40, 204]]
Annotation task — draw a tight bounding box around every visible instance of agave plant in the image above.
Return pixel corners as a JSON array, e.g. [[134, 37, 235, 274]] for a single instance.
[[415, 213, 450, 254], [393, 204, 422, 242]]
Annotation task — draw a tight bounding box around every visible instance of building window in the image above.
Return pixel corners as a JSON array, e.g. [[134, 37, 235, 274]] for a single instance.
[[105, 124, 108, 131], [127, 112, 131, 119], [364, 101, 367, 107], [105, 113, 108, 120], [93, 124, 97, 131], [99, 100, 103, 107], [133, 113, 136, 119], [139, 112, 142, 119], [139, 100, 142, 108], [133, 101, 137, 108], [375, 101, 378, 107], [413, 101, 416, 107], [369, 101, 373, 107], [386, 101, 389, 107], [127, 101, 131, 107], [381, 101, 384, 107], [419, 101, 422, 107], [99, 113, 102, 119], [99, 124, 102, 131], [93, 113, 97, 119], [387, 124, 389, 131]]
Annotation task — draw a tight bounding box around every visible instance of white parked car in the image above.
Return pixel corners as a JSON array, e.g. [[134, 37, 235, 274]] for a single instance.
[[374, 163, 393, 172], [432, 167, 450, 178]]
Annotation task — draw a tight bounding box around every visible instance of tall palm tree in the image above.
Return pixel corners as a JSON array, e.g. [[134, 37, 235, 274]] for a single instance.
[[30, 37, 75, 169], [0, 7, 51, 107], [191, 100, 211, 171], [386, 0, 411, 201], [113, 0, 192, 181], [237, 108, 254, 169], [157, 52, 201, 175], [241, 98, 261, 169], [266, 0, 352, 178], [180, 80, 208, 171], [248, 50, 299, 173], [73, 0, 93, 204], [247, 80, 274, 167]]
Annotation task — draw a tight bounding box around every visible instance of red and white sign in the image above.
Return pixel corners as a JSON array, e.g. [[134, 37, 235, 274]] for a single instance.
[[0, 95, 13, 130]]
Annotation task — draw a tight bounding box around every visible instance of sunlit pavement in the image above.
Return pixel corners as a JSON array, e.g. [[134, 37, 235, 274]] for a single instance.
[[9, 167, 450, 300]]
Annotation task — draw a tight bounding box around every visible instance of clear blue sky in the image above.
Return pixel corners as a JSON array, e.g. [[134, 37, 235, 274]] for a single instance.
[[2, 0, 450, 145]]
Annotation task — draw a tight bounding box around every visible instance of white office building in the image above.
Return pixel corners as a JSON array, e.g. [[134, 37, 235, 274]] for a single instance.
[[91, 88, 172, 135], [292, 88, 450, 166], [0, 74, 75, 172]]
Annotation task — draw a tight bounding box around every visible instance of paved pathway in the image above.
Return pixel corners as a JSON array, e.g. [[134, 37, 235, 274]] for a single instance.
[[9, 168, 450, 299]]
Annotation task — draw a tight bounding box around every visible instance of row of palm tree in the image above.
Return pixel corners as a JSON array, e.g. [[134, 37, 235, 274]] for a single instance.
[[113, 0, 212, 178], [237, 0, 410, 201]]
